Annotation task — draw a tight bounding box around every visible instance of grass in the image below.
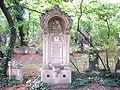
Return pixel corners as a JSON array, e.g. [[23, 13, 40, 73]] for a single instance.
[[22, 63, 41, 77]]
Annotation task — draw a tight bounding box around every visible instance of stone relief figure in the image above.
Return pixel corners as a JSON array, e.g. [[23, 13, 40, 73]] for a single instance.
[[52, 20, 62, 29], [48, 19, 63, 34], [53, 36, 60, 42]]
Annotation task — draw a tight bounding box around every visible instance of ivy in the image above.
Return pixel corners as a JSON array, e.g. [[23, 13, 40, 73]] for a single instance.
[[0, 76, 20, 90], [27, 75, 50, 90], [69, 72, 91, 89], [69, 71, 120, 89], [101, 79, 120, 87]]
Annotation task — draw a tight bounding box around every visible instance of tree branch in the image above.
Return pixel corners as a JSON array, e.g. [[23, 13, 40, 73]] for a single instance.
[[75, 0, 107, 70], [70, 54, 80, 73], [106, 19, 110, 39], [8, 5, 43, 14], [21, 5, 42, 14], [0, 0, 16, 76], [0, 0, 14, 27], [77, 29, 107, 70], [77, 0, 84, 30]]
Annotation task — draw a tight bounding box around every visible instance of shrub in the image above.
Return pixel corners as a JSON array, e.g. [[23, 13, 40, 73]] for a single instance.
[[0, 76, 20, 89], [69, 72, 91, 89], [100, 79, 120, 87], [27, 75, 50, 90]]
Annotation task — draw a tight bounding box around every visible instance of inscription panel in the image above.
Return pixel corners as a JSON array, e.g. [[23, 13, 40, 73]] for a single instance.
[[51, 36, 62, 63]]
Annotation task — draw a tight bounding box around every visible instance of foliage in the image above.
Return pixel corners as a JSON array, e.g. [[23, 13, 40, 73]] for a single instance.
[[71, 44, 80, 52], [100, 79, 120, 87], [1, 0, 120, 87], [69, 71, 120, 88], [0, 45, 9, 53], [0, 76, 20, 89], [0, 64, 4, 78], [100, 72, 119, 87], [27, 75, 50, 90], [88, 47, 97, 61], [99, 71, 120, 87], [0, 0, 17, 76], [69, 72, 91, 89]]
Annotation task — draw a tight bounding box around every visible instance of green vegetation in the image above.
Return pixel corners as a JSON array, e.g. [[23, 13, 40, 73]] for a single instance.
[[0, 76, 20, 90], [27, 75, 50, 90], [0, 0, 120, 89], [69, 71, 120, 89], [69, 72, 91, 89]]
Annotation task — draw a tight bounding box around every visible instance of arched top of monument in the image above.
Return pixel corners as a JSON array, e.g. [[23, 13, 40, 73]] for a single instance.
[[53, 5, 61, 12], [40, 5, 73, 34]]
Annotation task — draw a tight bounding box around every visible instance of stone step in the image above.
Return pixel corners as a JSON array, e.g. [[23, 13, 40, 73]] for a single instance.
[[50, 84, 75, 90]]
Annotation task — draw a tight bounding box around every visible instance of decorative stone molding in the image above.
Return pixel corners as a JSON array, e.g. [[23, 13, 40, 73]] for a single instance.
[[40, 5, 72, 84], [40, 5, 72, 35]]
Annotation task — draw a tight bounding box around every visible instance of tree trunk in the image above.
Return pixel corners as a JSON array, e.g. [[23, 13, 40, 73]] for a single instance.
[[106, 49, 110, 71], [19, 25, 27, 46], [115, 58, 120, 73], [78, 33, 83, 52], [0, 35, 3, 59], [80, 40, 83, 52], [89, 37, 99, 70], [0, 0, 16, 75], [13, 0, 27, 46], [89, 49, 99, 70]]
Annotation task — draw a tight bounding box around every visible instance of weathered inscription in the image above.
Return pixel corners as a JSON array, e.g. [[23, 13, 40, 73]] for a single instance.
[[51, 36, 62, 63]]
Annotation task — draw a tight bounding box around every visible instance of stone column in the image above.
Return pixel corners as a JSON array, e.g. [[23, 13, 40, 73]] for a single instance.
[[8, 61, 12, 79]]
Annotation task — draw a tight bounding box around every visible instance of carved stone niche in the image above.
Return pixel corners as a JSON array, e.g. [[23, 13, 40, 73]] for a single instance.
[[40, 5, 72, 84]]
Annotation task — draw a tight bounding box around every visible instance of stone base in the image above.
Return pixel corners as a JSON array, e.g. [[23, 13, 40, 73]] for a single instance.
[[50, 84, 70, 90], [41, 67, 71, 84]]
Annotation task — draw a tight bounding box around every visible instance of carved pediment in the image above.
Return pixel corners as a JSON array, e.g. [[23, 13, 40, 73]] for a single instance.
[[40, 5, 72, 34]]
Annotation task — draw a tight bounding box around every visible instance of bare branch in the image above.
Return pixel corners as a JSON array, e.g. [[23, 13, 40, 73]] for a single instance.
[[106, 19, 110, 39], [70, 54, 80, 73], [20, 5, 42, 14], [70, 0, 107, 70], [77, 30, 107, 70], [8, 5, 42, 14], [77, 0, 84, 30], [70, 0, 79, 15]]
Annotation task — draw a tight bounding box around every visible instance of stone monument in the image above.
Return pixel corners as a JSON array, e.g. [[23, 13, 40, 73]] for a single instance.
[[40, 5, 72, 84], [8, 61, 23, 83]]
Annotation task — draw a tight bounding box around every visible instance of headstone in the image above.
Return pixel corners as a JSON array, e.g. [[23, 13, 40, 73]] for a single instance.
[[20, 45, 29, 54], [115, 57, 120, 73], [0, 34, 7, 44], [118, 32, 120, 44], [8, 61, 23, 83], [40, 5, 72, 84]]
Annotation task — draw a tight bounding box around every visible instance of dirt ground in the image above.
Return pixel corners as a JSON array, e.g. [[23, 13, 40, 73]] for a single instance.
[[7, 48, 120, 90]]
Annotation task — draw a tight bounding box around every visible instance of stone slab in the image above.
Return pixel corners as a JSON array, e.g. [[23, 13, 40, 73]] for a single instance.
[[41, 68, 71, 84]]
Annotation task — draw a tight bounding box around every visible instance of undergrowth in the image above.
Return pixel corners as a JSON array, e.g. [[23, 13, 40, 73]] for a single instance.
[[27, 75, 50, 90], [0, 69, 120, 89], [69, 71, 120, 89], [0, 76, 20, 90], [69, 71, 91, 89], [100, 71, 120, 87]]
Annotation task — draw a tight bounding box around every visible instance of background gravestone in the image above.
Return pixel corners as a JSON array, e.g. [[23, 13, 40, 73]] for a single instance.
[[8, 61, 23, 83], [40, 5, 72, 84]]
